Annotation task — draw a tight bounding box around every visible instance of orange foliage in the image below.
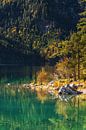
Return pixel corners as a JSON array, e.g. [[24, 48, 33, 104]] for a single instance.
[[55, 57, 72, 79], [37, 68, 48, 85]]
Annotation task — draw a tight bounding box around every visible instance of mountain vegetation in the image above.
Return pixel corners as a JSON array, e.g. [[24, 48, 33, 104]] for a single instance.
[[0, 0, 86, 80]]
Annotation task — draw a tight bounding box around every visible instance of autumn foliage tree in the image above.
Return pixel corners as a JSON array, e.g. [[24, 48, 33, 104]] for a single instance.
[[37, 68, 48, 85], [55, 57, 73, 79]]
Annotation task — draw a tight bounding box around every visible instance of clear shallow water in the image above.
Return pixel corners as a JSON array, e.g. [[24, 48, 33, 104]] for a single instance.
[[0, 86, 86, 130], [0, 65, 86, 130]]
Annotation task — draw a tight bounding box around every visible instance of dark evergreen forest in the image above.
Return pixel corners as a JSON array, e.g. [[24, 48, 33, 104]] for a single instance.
[[0, 0, 86, 65]]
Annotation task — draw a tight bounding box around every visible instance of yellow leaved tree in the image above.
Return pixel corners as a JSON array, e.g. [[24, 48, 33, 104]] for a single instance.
[[37, 68, 48, 85]]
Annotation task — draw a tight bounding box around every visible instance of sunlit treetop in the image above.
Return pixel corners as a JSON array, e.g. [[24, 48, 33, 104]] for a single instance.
[[1, 0, 13, 4]]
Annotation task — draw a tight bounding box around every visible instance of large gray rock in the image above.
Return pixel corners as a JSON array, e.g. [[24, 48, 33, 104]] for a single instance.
[[58, 84, 82, 95]]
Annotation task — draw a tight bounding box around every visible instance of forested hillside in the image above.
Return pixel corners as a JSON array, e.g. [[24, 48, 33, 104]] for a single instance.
[[0, 0, 86, 66]]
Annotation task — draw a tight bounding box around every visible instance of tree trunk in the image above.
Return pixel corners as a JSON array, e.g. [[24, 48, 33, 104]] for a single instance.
[[74, 67, 76, 81], [78, 57, 80, 80], [77, 44, 80, 80]]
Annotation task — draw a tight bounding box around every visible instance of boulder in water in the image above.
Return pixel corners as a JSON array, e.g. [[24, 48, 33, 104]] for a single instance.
[[58, 84, 82, 95]]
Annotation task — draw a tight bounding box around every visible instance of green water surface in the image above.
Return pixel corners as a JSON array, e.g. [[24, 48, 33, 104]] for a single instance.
[[0, 66, 86, 130], [0, 86, 86, 130]]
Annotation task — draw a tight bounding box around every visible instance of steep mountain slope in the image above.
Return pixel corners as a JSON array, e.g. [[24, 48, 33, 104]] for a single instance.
[[0, 0, 81, 33], [0, 0, 84, 64]]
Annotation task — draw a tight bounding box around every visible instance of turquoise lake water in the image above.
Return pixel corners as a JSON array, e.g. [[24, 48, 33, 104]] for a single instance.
[[0, 66, 86, 130]]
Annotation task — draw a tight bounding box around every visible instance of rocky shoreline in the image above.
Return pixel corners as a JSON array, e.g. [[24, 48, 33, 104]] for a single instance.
[[21, 81, 84, 97]]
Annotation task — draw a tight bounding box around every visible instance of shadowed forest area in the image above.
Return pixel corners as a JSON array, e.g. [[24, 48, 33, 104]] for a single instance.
[[0, 0, 86, 80]]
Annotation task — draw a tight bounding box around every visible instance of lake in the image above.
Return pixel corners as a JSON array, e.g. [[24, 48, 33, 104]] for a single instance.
[[0, 65, 40, 84], [0, 65, 86, 130]]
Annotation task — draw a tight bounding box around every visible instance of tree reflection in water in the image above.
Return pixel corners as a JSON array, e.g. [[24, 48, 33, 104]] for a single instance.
[[0, 86, 86, 130]]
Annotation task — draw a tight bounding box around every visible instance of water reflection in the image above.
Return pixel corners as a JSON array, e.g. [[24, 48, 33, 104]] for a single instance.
[[0, 86, 86, 130], [58, 94, 75, 102], [0, 65, 40, 84]]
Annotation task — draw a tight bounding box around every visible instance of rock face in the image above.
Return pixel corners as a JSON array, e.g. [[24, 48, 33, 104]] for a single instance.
[[58, 84, 83, 95]]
